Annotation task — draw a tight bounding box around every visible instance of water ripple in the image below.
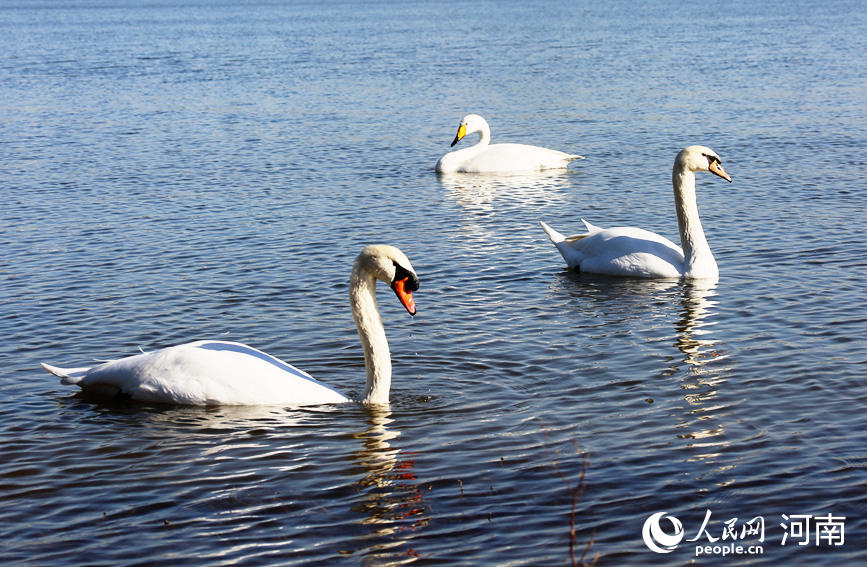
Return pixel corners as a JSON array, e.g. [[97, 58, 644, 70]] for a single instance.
[[2, 1, 867, 565]]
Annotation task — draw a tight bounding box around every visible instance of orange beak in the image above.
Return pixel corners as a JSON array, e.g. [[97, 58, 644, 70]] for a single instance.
[[709, 160, 732, 183], [391, 277, 416, 316]]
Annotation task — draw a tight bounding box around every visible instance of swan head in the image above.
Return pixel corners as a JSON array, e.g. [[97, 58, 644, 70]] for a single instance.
[[450, 113, 489, 147], [355, 245, 419, 316], [677, 145, 732, 183]]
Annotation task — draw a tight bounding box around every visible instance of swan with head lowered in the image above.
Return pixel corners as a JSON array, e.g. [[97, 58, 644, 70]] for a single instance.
[[435, 114, 584, 174], [540, 145, 732, 282], [41, 245, 419, 406]]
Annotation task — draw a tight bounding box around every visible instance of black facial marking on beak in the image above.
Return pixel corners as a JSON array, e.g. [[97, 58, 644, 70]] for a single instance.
[[705, 153, 732, 183], [390, 261, 419, 316], [393, 262, 419, 291]]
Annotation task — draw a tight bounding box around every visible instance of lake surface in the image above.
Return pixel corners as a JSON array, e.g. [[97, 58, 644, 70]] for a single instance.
[[1, 1, 866, 565]]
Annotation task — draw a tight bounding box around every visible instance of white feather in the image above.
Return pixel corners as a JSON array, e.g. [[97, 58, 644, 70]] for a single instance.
[[436, 114, 583, 173], [540, 145, 731, 281], [41, 245, 418, 407]]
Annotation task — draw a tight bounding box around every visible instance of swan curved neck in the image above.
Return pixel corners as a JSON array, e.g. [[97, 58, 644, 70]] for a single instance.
[[474, 122, 491, 147], [349, 267, 391, 405], [672, 164, 717, 280]]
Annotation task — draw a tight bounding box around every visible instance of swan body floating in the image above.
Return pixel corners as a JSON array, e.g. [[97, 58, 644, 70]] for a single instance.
[[41, 245, 419, 406], [540, 145, 731, 281], [435, 114, 584, 174]]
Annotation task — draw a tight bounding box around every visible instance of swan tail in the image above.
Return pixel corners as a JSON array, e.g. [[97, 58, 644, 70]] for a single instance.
[[540, 220, 587, 270], [540, 220, 566, 244], [567, 154, 585, 162], [41, 363, 91, 385], [581, 218, 603, 233]]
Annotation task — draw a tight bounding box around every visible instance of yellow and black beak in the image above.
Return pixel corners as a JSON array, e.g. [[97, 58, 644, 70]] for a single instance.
[[450, 123, 467, 147]]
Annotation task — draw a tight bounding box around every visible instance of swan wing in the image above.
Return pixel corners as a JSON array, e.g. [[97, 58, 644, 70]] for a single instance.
[[48, 340, 349, 406], [580, 219, 604, 233], [575, 227, 685, 277], [457, 143, 580, 173], [436, 145, 480, 173], [541, 220, 684, 277]]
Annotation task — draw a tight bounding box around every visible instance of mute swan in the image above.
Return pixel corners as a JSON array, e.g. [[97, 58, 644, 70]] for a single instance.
[[41, 245, 419, 406], [435, 114, 584, 173], [540, 145, 732, 281]]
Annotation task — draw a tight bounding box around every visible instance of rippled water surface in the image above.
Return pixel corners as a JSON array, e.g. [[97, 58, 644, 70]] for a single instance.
[[2, 1, 866, 565]]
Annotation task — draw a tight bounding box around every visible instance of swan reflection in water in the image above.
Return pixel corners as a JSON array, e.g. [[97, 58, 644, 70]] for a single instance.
[[440, 169, 574, 214], [439, 170, 575, 249], [668, 280, 735, 463], [125, 405, 431, 564], [351, 406, 429, 563], [551, 273, 731, 461], [674, 280, 724, 374]]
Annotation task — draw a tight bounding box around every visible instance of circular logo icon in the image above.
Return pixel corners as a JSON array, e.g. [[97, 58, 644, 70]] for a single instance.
[[642, 512, 684, 553]]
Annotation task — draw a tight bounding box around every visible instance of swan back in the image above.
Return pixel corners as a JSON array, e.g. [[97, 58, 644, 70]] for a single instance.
[[45, 340, 350, 406]]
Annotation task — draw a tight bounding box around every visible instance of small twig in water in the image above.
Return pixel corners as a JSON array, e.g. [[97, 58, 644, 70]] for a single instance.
[[547, 437, 599, 567]]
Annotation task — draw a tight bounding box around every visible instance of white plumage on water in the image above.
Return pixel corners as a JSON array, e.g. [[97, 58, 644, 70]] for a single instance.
[[41, 245, 419, 406], [540, 145, 732, 282], [435, 114, 584, 173]]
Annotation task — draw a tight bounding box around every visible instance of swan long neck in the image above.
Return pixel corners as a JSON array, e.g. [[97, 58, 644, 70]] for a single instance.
[[672, 164, 717, 280], [349, 265, 391, 405], [474, 121, 491, 148]]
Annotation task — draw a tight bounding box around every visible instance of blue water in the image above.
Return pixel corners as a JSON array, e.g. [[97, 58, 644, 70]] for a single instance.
[[2, 1, 866, 565]]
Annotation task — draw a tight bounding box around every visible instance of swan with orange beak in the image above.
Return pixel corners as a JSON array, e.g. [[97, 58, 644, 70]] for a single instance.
[[42, 245, 419, 407]]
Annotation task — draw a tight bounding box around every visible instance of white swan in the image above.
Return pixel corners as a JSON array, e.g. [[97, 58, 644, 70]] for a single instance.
[[435, 114, 584, 173], [540, 145, 732, 281], [41, 245, 419, 406]]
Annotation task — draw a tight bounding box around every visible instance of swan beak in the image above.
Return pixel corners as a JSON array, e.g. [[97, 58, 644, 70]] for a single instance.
[[450, 123, 467, 147], [709, 161, 732, 183], [391, 277, 417, 316]]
